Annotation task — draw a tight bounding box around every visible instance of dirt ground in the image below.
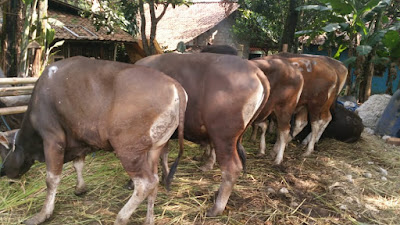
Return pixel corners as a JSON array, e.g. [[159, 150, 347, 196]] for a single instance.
[[0, 130, 399, 225]]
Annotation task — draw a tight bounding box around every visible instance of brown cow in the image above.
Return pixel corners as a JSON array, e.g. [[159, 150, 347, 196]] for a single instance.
[[0, 56, 187, 225], [136, 53, 270, 216], [200, 57, 304, 166], [267, 53, 347, 159], [249, 58, 304, 165], [276, 53, 347, 145]]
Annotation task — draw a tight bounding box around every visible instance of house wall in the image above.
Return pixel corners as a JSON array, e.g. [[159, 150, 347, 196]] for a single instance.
[[303, 45, 400, 95], [188, 12, 249, 58]]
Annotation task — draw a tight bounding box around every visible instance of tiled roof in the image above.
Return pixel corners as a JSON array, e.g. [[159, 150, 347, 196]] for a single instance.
[[48, 9, 137, 43], [142, 2, 239, 50]]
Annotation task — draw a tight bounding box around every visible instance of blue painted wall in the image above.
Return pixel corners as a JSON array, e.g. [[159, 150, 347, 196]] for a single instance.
[[303, 45, 400, 94]]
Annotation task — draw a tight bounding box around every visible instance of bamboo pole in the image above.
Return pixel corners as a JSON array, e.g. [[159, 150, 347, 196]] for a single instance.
[[0, 86, 34, 97], [0, 106, 27, 115], [0, 77, 37, 85]]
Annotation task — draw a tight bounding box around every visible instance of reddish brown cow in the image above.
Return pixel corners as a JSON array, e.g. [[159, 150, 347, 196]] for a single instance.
[[136, 53, 270, 216], [201, 57, 304, 166], [268, 53, 347, 159], [0, 57, 187, 225], [248, 58, 304, 165], [276, 53, 347, 144]]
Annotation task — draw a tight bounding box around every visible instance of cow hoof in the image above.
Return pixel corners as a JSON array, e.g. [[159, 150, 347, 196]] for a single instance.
[[199, 164, 213, 172], [302, 152, 312, 157], [257, 152, 266, 157], [74, 187, 87, 196], [271, 164, 286, 172], [24, 214, 48, 225], [192, 155, 202, 161], [273, 160, 282, 166], [125, 180, 134, 190], [205, 206, 221, 217]]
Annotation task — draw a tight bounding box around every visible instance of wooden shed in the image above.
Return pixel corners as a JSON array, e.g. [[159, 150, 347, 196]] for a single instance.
[[48, 0, 137, 62]]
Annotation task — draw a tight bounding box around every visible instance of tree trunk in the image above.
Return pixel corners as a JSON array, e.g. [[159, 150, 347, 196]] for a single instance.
[[358, 10, 383, 102], [139, 0, 151, 56], [280, 0, 301, 52], [345, 34, 356, 96], [148, 0, 157, 55], [1, 0, 24, 77], [385, 63, 396, 95], [138, 0, 169, 56], [360, 53, 374, 102]]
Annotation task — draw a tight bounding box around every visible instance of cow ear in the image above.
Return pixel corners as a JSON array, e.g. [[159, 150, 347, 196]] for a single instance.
[[0, 133, 10, 149]]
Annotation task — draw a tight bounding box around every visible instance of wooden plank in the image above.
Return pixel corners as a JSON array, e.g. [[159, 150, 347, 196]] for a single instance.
[[0, 86, 34, 97], [385, 137, 400, 146], [0, 77, 38, 85], [0, 106, 27, 115]]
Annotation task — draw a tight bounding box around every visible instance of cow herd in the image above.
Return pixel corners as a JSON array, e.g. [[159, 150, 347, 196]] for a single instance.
[[0, 49, 350, 225]]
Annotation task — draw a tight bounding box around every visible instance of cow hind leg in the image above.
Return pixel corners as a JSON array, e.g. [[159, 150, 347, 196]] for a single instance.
[[303, 110, 332, 157], [206, 137, 242, 217], [73, 155, 87, 196], [249, 123, 259, 142], [315, 111, 332, 142], [288, 107, 308, 143], [199, 144, 216, 172], [258, 121, 268, 155], [160, 142, 170, 186], [115, 175, 159, 225], [115, 143, 163, 225], [24, 139, 65, 225], [272, 112, 292, 165]]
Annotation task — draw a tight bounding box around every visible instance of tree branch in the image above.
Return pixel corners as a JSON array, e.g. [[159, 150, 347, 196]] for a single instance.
[[155, 2, 169, 23]]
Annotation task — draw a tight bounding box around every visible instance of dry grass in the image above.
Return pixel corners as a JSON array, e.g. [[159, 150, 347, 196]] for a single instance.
[[1, 130, 400, 225]]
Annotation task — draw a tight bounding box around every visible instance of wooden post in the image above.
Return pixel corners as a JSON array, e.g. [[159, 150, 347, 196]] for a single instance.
[[0, 106, 27, 115], [32, 48, 42, 77], [0, 77, 37, 85], [282, 44, 288, 53], [0, 86, 34, 97]]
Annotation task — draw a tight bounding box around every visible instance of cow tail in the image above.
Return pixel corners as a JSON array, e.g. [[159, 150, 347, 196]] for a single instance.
[[237, 70, 270, 174], [166, 84, 187, 191]]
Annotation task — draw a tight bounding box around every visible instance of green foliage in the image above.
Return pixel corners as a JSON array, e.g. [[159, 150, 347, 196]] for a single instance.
[[297, 0, 396, 60], [356, 45, 373, 55], [22, 0, 34, 5], [82, 0, 139, 35], [233, 0, 291, 48]]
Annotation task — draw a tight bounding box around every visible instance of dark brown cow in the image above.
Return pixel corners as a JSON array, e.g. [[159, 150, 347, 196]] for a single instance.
[[0, 56, 187, 225], [136, 53, 270, 216]]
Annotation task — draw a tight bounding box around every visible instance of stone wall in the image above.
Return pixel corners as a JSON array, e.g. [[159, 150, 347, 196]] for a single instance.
[[186, 12, 249, 59]]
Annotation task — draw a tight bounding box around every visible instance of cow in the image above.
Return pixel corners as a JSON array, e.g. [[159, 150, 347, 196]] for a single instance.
[[135, 53, 270, 217], [245, 54, 346, 164], [248, 58, 304, 165], [276, 53, 347, 139], [200, 45, 238, 55], [199, 57, 304, 166], [0, 56, 187, 225], [270, 53, 347, 158]]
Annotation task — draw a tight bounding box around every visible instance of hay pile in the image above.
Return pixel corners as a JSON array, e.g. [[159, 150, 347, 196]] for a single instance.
[[1, 130, 399, 225]]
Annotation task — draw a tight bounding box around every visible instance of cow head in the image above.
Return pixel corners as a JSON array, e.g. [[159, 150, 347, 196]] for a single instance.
[[0, 130, 34, 179]]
